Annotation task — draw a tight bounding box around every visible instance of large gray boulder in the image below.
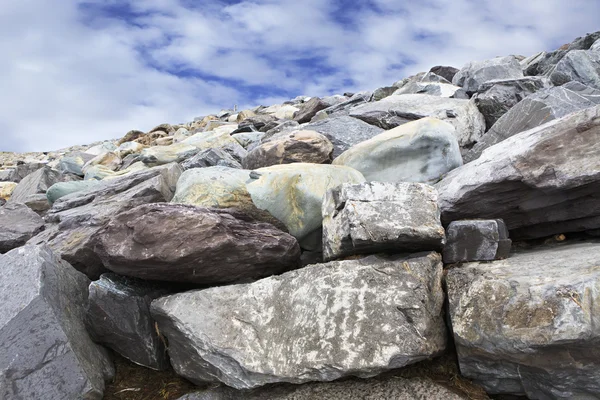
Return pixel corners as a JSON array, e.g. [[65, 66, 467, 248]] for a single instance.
[[332, 118, 462, 184], [92, 203, 300, 284], [348, 94, 485, 149], [0, 245, 114, 399], [293, 97, 329, 123], [549, 50, 600, 89], [429, 65, 459, 82], [0, 162, 46, 183], [436, 105, 600, 240], [46, 180, 101, 204], [28, 163, 182, 278], [180, 148, 242, 170], [322, 182, 445, 261], [311, 92, 372, 120], [473, 76, 548, 129], [447, 241, 600, 399], [452, 56, 524, 94], [85, 273, 171, 370], [8, 166, 62, 211], [0, 202, 45, 253], [152, 252, 446, 389], [466, 82, 600, 162]]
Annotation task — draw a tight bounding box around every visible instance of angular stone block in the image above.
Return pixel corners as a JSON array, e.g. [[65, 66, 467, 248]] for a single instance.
[[442, 219, 511, 263]]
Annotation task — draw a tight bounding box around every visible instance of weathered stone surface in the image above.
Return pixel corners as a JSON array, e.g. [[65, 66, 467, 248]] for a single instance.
[[85, 141, 117, 156], [436, 105, 600, 240], [0, 162, 46, 183], [274, 104, 299, 120], [0, 245, 114, 399], [93, 203, 300, 284], [246, 164, 366, 248], [242, 130, 333, 169], [592, 39, 600, 52], [466, 82, 600, 162], [177, 376, 469, 400], [333, 118, 462, 184], [371, 86, 397, 101], [442, 219, 511, 263], [293, 97, 329, 123], [323, 182, 445, 261], [182, 130, 247, 162], [452, 56, 524, 93], [180, 148, 242, 170], [348, 94, 485, 149], [118, 129, 145, 145], [263, 120, 300, 138], [237, 114, 276, 132], [393, 73, 461, 98], [139, 143, 199, 166], [311, 92, 371, 120], [57, 152, 95, 176], [232, 132, 264, 149], [446, 241, 600, 399], [28, 163, 182, 278], [0, 181, 17, 201], [429, 65, 459, 82], [549, 50, 600, 89], [116, 141, 145, 158], [85, 273, 170, 370], [8, 166, 61, 211], [82, 151, 121, 173], [46, 180, 101, 204], [0, 202, 44, 253], [152, 252, 446, 389], [473, 77, 548, 129]]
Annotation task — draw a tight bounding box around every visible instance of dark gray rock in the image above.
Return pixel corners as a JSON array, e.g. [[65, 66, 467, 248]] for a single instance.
[[371, 86, 397, 101], [436, 105, 600, 240], [473, 77, 547, 129], [549, 50, 600, 89], [85, 273, 171, 370], [0, 245, 114, 399], [442, 219, 511, 263], [8, 166, 61, 211], [0, 202, 44, 253], [322, 182, 445, 261], [293, 97, 329, 123], [28, 163, 181, 279], [263, 120, 300, 139], [466, 82, 600, 162], [447, 241, 600, 399], [311, 91, 372, 120], [452, 56, 524, 94], [0, 162, 46, 183], [151, 252, 446, 389], [93, 203, 301, 284], [429, 65, 459, 82], [180, 148, 242, 170], [238, 114, 277, 132]]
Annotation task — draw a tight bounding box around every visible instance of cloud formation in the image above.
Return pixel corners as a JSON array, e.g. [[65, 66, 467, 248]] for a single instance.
[[1, 0, 599, 152]]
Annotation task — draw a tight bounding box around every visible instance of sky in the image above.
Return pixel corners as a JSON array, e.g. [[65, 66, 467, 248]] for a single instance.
[[1, 0, 599, 152]]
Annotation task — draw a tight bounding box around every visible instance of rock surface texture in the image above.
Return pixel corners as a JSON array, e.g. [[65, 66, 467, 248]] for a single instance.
[[0, 202, 45, 253], [442, 219, 511, 263], [152, 253, 446, 389]]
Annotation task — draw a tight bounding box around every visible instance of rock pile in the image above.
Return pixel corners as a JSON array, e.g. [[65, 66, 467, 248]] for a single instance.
[[2, 31, 600, 400]]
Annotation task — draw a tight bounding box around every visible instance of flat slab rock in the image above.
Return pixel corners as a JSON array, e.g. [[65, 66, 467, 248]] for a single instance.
[[322, 182, 445, 261], [151, 252, 446, 389], [92, 203, 300, 284], [0, 202, 44, 253], [442, 219, 511, 263], [0, 245, 114, 400], [446, 240, 600, 399]]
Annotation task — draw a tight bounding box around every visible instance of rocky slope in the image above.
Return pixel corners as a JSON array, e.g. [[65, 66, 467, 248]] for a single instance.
[[2, 31, 600, 400]]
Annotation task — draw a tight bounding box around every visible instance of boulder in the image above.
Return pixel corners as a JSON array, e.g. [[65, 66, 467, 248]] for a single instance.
[[85, 273, 170, 370], [446, 241, 600, 399], [242, 130, 333, 169], [442, 219, 511, 264], [293, 97, 329, 123], [148, 123, 176, 135], [92, 203, 300, 284], [85, 141, 117, 156], [332, 118, 462, 184], [311, 92, 371, 120], [182, 130, 247, 162], [0, 245, 114, 399], [0, 202, 44, 253], [180, 148, 242, 170], [152, 252, 446, 389], [465, 82, 600, 162], [436, 105, 600, 240], [118, 129, 145, 145], [592, 39, 600, 52], [452, 56, 524, 93], [232, 132, 265, 149], [274, 105, 299, 120], [8, 166, 61, 211], [549, 50, 600, 89], [348, 94, 485, 149], [473, 77, 548, 129], [28, 163, 182, 278], [246, 164, 366, 248], [139, 143, 199, 166], [237, 115, 276, 132], [116, 141, 145, 158], [82, 151, 121, 173], [46, 180, 101, 204], [0, 162, 46, 183], [393, 72, 461, 98], [0, 181, 17, 201], [323, 182, 445, 261], [429, 65, 459, 82], [236, 109, 257, 122], [57, 152, 95, 176], [263, 120, 300, 138], [371, 86, 397, 101]]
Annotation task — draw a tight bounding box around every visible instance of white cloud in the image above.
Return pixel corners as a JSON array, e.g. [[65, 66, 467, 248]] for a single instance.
[[1, 0, 599, 152]]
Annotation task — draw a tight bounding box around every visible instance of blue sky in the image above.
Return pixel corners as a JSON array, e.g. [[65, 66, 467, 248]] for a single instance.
[[1, 0, 600, 152]]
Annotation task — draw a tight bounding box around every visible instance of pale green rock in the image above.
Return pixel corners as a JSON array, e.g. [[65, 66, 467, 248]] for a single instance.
[[47, 180, 101, 204], [139, 143, 199, 166], [84, 165, 116, 181]]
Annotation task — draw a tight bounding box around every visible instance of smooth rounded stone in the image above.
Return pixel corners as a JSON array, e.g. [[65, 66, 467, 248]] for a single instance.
[[436, 105, 600, 240], [274, 105, 299, 120], [0, 245, 114, 399], [177, 375, 469, 400], [85, 141, 117, 156], [292, 116, 384, 158], [232, 132, 265, 149], [182, 130, 247, 162], [93, 203, 300, 284], [28, 163, 182, 279], [0, 202, 45, 253], [117, 141, 145, 158], [139, 143, 199, 166], [473, 76, 548, 129], [0, 181, 17, 201], [149, 123, 176, 134], [246, 164, 366, 248], [242, 130, 333, 169], [452, 56, 524, 93], [83, 164, 117, 180], [46, 180, 101, 204], [465, 82, 600, 162], [82, 151, 122, 174], [446, 241, 600, 399], [333, 118, 462, 184], [236, 109, 257, 122], [180, 148, 242, 170], [8, 166, 61, 211], [173, 127, 191, 143], [85, 273, 171, 371], [322, 182, 445, 261], [429, 65, 459, 82], [292, 97, 329, 123], [442, 219, 511, 263], [57, 152, 95, 176], [151, 252, 446, 389], [348, 94, 485, 149], [549, 50, 600, 89]]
